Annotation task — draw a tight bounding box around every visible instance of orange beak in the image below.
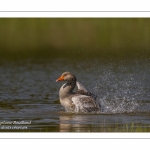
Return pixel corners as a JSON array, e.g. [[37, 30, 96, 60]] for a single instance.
[[56, 75, 64, 82]]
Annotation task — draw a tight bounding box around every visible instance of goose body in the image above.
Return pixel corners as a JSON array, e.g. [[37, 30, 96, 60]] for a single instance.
[[56, 72, 100, 113]]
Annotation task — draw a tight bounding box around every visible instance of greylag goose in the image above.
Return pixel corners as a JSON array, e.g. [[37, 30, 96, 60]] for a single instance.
[[56, 72, 100, 113]]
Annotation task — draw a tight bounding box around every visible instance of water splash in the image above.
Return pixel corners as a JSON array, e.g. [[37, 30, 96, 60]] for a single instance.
[[99, 98, 139, 114], [85, 58, 150, 114]]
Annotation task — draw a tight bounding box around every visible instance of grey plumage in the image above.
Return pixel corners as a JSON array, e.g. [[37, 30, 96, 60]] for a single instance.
[[76, 81, 97, 100], [56, 72, 100, 113], [72, 95, 100, 113]]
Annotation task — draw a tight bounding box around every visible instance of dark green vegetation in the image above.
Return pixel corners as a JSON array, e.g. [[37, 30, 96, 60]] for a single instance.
[[0, 18, 150, 59]]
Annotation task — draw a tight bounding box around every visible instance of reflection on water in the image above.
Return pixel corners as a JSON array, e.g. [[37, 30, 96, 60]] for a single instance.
[[59, 114, 98, 132], [59, 113, 150, 132], [0, 57, 150, 132], [59, 114, 107, 132]]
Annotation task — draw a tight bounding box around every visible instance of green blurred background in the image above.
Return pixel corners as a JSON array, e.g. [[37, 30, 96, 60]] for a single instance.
[[0, 18, 150, 58]]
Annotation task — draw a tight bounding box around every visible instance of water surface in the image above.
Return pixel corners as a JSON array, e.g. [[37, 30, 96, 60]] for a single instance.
[[0, 57, 150, 132]]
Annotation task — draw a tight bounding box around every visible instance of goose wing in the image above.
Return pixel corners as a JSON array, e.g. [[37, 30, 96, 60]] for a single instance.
[[76, 81, 97, 100], [71, 95, 100, 113]]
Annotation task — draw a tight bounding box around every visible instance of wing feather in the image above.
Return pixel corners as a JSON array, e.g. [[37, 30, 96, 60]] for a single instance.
[[72, 95, 100, 113], [76, 81, 97, 100]]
